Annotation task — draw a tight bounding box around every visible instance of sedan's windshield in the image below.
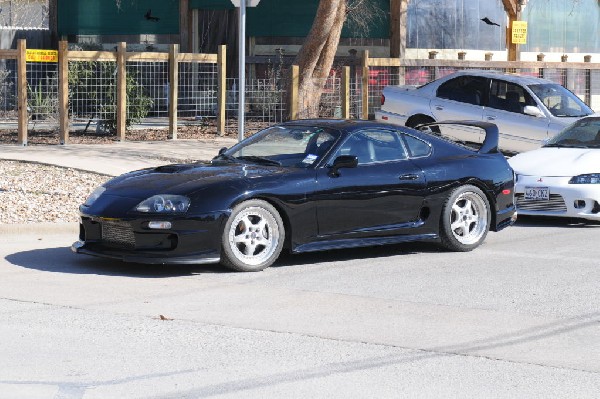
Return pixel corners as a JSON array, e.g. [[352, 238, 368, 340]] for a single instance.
[[528, 83, 592, 117], [213, 125, 340, 168], [545, 118, 600, 149]]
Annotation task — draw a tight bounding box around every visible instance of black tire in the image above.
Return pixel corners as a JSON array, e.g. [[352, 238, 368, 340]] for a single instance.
[[406, 115, 440, 134], [221, 199, 285, 272], [439, 185, 491, 252]]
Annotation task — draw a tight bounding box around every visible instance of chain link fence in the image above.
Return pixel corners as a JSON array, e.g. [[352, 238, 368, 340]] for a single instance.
[[26, 60, 58, 133], [2, 42, 600, 143], [0, 59, 16, 122]]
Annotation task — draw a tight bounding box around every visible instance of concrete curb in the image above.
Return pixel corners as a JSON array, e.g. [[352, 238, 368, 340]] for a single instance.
[[0, 222, 79, 236]]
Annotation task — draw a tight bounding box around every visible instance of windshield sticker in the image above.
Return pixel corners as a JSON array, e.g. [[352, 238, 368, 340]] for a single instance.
[[302, 154, 318, 164]]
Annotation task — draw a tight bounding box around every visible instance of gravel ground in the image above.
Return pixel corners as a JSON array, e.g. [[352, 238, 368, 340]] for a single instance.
[[0, 122, 267, 224], [0, 160, 108, 224]]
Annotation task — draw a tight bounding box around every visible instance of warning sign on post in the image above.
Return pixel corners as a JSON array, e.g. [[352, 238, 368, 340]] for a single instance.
[[511, 21, 528, 45], [26, 49, 59, 62]]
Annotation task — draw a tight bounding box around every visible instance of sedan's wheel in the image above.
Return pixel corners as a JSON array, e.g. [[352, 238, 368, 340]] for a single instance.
[[221, 199, 285, 272], [439, 185, 490, 251]]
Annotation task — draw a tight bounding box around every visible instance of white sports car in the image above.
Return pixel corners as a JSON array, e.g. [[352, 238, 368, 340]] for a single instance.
[[509, 115, 600, 221]]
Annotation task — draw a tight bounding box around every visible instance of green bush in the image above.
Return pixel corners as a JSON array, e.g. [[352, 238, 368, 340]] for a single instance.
[[68, 61, 153, 133]]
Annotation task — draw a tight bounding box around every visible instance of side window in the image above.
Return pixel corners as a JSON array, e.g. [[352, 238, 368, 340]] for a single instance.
[[488, 80, 534, 114], [403, 134, 432, 158], [437, 76, 486, 106], [332, 130, 407, 165]]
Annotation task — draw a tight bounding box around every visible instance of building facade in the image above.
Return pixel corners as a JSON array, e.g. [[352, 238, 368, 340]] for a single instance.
[[54, 0, 600, 61]]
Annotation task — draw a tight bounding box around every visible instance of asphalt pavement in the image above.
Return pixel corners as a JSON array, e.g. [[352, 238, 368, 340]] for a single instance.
[[0, 137, 239, 176]]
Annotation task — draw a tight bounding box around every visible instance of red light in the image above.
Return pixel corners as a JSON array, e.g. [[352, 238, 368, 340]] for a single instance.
[[502, 189, 511, 195], [381, 94, 385, 105]]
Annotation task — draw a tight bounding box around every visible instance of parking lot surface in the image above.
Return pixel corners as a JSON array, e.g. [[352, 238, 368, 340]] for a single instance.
[[1, 217, 599, 398]]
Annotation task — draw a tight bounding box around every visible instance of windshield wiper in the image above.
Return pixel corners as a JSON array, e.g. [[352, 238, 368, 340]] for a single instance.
[[544, 143, 587, 148], [237, 155, 282, 166]]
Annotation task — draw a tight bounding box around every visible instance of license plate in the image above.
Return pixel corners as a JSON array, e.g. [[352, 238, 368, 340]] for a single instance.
[[524, 186, 549, 200]]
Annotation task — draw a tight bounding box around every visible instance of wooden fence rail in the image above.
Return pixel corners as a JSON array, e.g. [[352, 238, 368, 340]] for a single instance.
[[3, 39, 599, 145], [8, 39, 226, 145]]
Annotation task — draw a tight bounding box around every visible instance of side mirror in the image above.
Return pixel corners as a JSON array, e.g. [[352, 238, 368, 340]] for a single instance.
[[523, 105, 544, 118], [328, 155, 358, 177], [218, 147, 228, 155]]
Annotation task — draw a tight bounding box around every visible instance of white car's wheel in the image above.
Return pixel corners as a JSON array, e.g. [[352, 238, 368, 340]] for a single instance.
[[221, 199, 284, 272], [440, 185, 490, 251]]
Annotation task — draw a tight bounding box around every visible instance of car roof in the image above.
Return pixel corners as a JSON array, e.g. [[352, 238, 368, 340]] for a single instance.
[[448, 69, 557, 85], [281, 118, 402, 133]]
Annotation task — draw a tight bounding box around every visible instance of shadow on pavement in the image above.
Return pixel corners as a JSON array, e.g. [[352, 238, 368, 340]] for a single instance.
[[273, 241, 438, 269], [6, 241, 439, 276], [5, 246, 229, 277], [514, 215, 600, 228]]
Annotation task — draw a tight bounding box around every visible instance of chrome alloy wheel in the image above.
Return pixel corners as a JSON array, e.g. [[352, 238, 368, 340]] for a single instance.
[[227, 206, 281, 267], [449, 191, 489, 245]]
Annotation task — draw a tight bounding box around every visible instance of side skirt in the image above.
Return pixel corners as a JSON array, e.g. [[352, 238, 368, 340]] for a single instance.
[[292, 233, 439, 254]]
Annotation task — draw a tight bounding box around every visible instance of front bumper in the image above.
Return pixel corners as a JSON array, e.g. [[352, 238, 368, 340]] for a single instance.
[[72, 213, 227, 265], [71, 240, 220, 265], [515, 176, 600, 220]]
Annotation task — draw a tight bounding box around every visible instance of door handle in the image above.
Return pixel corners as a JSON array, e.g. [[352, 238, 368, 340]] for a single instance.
[[486, 116, 496, 121], [399, 173, 419, 180], [435, 106, 443, 110]]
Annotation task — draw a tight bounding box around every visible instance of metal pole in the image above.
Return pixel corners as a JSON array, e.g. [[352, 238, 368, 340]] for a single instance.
[[238, 0, 246, 142]]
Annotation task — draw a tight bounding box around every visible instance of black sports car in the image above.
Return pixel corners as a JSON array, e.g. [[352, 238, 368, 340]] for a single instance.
[[72, 119, 516, 272]]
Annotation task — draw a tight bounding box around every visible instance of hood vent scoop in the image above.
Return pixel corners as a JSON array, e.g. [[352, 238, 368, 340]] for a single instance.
[[154, 164, 194, 173]]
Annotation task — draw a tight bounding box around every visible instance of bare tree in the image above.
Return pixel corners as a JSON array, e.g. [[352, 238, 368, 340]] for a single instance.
[[293, 0, 383, 118]]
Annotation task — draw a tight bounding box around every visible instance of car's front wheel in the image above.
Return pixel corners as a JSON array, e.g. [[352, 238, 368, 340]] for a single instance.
[[439, 185, 490, 251], [221, 199, 285, 272]]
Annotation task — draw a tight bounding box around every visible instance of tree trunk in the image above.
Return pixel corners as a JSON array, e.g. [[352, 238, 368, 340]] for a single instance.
[[294, 0, 347, 118]]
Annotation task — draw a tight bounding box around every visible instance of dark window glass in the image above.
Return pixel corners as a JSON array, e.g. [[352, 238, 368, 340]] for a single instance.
[[487, 80, 534, 114], [437, 76, 486, 105], [333, 130, 408, 165]]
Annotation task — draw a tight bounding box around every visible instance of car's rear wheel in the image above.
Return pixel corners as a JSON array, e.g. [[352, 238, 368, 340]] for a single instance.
[[406, 115, 440, 134], [221, 199, 285, 272], [439, 185, 490, 251]]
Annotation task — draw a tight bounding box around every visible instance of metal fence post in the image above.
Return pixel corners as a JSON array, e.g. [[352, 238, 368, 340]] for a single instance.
[[17, 39, 27, 146], [169, 44, 179, 140], [341, 66, 350, 119], [361, 50, 369, 120], [217, 44, 226, 135], [116, 42, 126, 141], [289, 65, 299, 121], [59, 40, 69, 144]]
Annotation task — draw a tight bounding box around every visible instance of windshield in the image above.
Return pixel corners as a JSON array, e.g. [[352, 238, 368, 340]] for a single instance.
[[528, 83, 592, 117], [545, 118, 600, 149], [214, 125, 340, 168]]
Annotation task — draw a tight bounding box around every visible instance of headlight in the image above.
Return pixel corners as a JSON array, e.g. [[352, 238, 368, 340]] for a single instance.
[[84, 186, 106, 206], [134, 195, 190, 213], [569, 174, 600, 184]]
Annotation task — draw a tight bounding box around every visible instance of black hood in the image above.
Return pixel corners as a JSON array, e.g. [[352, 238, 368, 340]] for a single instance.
[[102, 162, 289, 198]]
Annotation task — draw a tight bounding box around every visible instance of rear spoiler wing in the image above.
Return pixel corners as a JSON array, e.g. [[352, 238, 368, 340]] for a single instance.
[[418, 120, 499, 154]]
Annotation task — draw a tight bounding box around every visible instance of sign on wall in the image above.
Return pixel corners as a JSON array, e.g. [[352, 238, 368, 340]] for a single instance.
[[511, 21, 528, 45], [26, 49, 58, 62]]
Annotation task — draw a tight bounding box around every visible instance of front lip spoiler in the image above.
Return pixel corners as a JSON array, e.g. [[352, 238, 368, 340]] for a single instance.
[[71, 241, 220, 265]]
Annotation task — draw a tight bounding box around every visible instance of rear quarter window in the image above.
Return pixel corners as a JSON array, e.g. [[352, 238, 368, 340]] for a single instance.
[[403, 134, 431, 157]]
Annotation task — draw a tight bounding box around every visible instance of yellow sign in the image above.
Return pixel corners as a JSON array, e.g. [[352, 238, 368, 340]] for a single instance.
[[511, 21, 528, 45], [25, 49, 58, 63]]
